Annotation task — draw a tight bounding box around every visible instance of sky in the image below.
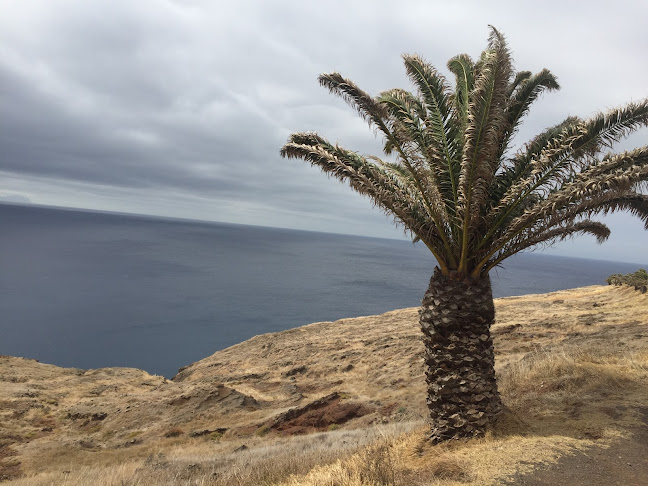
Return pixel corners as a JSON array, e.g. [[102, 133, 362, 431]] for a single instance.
[[1, 0, 647, 265]]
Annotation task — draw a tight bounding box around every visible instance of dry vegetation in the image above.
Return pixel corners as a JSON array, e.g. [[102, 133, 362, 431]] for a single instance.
[[1, 284, 647, 485], [606, 268, 648, 291]]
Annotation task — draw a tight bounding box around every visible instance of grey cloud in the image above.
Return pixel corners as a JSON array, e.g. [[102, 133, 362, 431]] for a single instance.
[[0, 194, 31, 204], [1, 0, 647, 262]]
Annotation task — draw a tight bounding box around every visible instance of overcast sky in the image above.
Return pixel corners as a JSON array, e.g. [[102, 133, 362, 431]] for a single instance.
[[1, 0, 647, 264]]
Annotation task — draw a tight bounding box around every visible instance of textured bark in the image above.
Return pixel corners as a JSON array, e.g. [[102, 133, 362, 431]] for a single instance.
[[419, 268, 502, 442]]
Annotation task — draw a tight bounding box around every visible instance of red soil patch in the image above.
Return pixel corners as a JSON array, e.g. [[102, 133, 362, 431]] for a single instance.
[[264, 392, 372, 435]]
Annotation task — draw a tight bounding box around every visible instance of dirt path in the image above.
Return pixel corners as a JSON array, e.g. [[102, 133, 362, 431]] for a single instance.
[[509, 409, 648, 486]]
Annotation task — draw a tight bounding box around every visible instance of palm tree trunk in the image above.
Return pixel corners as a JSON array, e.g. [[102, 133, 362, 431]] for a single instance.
[[419, 267, 502, 442]]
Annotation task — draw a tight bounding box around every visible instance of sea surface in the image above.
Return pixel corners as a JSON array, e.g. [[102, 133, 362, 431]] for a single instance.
[[1, 203, 644, 377]]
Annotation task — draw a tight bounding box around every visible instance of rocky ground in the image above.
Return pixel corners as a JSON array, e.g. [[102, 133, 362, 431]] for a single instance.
[[1, 284, 647, 484]]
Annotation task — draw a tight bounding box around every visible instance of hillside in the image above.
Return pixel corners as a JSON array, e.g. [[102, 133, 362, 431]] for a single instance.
[[1, 284, 647, 485]]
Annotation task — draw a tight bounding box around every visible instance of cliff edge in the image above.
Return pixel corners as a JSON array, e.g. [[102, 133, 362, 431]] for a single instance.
[[1, 284, 647, 485]]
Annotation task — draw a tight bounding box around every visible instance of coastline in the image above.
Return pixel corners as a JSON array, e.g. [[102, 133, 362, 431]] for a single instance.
[[3, 201, 646, 378], [2, 284, 647, 484]]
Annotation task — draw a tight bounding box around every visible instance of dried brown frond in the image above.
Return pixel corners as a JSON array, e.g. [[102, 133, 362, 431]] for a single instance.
[[491, 220, 611, 269]]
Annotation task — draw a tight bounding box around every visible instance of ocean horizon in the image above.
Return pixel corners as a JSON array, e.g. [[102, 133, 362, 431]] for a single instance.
[[1, 203, 645, 377]]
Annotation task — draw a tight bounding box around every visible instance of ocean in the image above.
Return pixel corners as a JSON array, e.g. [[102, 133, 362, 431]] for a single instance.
[[1, 203, 643, 378]]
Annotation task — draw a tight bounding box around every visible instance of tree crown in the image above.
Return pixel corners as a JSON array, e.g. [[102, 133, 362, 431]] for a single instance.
[[281, 27, 648, 278]]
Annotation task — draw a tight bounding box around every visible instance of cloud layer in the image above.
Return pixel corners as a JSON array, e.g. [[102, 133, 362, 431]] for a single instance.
[[1, 0, 647, 263]]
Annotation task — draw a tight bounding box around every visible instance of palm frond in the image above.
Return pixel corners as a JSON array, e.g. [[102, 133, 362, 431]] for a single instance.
[[318, 73, 390, 132], [447, 53, 474, 128], [527, 100, 648, 190], [539, 149, 648, 218], [489, 117, 580, 210], [596, 193, 648, 230], [489, 101, 648, 240], [488, 220, 611, 270], [457, 26, 513, 271], [378, 90, 446, 200], [378, 88, 457, 215], [283, 28, 648, 279], [401, 54, 460, 204], [499, 68, 560, 158], [486, 189, 648, 275], [508, 69, 559, 125], [318, 72, 454, 240], [507, 71, 532, 96], [472, 158, 648, 278], [280, 132, 451, 266], [570, 146, 648, 184], [280, 133, 412, 208], [504, 163, 648, 242]]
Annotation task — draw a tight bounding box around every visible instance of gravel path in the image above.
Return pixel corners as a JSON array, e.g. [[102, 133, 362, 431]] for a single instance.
[[510, 409, 648, 486]]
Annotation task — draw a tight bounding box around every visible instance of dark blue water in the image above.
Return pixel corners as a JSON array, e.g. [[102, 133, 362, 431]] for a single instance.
[[1, 204, 644, 377]]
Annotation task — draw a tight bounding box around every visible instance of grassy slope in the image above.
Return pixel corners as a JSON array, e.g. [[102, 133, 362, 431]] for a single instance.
[[1, 284, 647, 485]]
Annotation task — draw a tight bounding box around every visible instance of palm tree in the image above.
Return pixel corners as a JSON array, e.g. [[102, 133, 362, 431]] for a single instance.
[[280, 27, 648, 442]]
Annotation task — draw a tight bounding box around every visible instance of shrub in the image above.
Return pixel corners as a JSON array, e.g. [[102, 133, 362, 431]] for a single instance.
[[606, 269, 648, 290]]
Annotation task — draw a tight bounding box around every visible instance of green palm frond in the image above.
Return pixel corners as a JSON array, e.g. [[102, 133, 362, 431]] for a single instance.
[[487, 117, 580, 215], [377, 89, 448, 215], [401, 55, 460, 206], [447, 53, 474, 135], [457, 26, 513, 272], [401, 55, 456, 152], [508, 69, 560, 123], [378, 88, 455, 215]]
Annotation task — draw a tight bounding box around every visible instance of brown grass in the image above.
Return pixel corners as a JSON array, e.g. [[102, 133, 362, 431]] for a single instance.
[[9, 345, 647, 485], [7, 424, 417, 486], [279, 344, 648, 486], [2, 285, 648, 485]]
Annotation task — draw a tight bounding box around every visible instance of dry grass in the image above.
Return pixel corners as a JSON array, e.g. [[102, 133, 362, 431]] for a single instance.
[[11, 345, 647, 486], [8, 424, 419, 486], [3, 285, 648, 485], [277, 344, 648, 486]]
